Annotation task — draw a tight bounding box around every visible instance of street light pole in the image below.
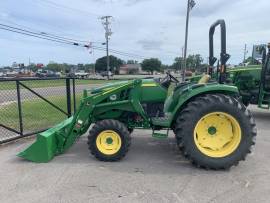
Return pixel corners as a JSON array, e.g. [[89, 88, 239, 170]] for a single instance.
[[106, 27, 109, 79], [243, 44, 248, 63], [182, 0, 195, 82]]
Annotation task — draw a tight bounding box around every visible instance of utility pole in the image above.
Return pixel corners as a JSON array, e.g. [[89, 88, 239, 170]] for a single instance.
[[182, 0, 196, 82], [243, 44, 248, 63], [179, 46, 184, 74], [101, 16, 113, 79]]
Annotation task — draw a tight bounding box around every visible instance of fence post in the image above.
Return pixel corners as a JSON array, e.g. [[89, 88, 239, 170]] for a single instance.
[[72, 78, 76, 113], [16, 81, 23, 135], [66, 78, 72, 117]]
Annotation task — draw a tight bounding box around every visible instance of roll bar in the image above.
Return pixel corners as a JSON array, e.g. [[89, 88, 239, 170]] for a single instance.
[[208, 19, 230, 83], [260, 44, 269, 91]]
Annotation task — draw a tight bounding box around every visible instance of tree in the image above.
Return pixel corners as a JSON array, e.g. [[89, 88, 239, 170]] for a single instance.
[[28, 64, 38, 72], [171, 57, 184, 70], [194, 54, 204, 70], [141, 58, 162, 74], [77, 63, 84, 70], [46, 63, 62, 72], [127, 60, 138, 64], [46, 63, 71, 73], [84, 64, 95, 73], [197, 63, 208, 74], [161, 64, 170, 73], [185, 54, 203, 71], [95, 55, 124, 74]]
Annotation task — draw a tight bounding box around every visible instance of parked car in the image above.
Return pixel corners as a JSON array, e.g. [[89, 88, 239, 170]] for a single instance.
[[74, 70, 89, 78], [0, 72, 5, 77], [35, 70, 60, 78], [100, 71, 113, 77]]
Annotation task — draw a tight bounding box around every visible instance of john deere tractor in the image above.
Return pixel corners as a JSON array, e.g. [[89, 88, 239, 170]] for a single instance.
[[18, 20, 256, 169], [229, 44, 270, 109], [205, 19, 270, 110]]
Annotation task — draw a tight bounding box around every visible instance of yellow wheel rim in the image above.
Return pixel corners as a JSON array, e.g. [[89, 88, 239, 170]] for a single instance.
[[96, 130, 122, 155], [194, 112, 241, 158]]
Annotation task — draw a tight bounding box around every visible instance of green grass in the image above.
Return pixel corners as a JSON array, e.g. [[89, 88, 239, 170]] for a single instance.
[[0, 95, 81, 132], [0, 79, 121, 91], [0, 78, 127, 133]]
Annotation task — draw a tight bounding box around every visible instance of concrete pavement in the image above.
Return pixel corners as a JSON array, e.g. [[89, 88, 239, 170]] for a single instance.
[[0, 106, 269, 203]]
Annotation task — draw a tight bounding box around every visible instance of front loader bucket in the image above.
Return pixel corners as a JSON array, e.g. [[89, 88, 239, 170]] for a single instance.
[[17, 117, 73, 163]]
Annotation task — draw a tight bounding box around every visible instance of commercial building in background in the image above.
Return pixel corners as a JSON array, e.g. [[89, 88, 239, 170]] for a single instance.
[[119, 64, 142, 74]]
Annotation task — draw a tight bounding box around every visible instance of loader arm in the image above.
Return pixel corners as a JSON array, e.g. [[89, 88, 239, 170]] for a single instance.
[[18, 79, 143, 162], [62, 79, 146, 151]]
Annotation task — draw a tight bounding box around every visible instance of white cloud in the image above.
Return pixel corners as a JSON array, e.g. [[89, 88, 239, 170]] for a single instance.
[[0, 0, 269, 66]]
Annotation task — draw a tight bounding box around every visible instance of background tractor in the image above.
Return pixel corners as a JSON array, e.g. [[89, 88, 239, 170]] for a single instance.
[[210, 42, 270, 109], [193, 19, 270, 110], [229, 45, 270, 109], [18, 20, 257, 170]]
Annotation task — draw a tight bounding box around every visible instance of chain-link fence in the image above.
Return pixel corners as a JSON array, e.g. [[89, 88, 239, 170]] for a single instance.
[[0, 78, 78, 143]]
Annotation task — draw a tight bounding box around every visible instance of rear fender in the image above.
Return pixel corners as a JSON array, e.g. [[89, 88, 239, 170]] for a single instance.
[[168, 83, 239, 125]]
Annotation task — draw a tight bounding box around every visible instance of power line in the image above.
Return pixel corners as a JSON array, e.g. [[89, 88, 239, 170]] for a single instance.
[[0, 26, 90, 48], [0, 23, 180, 59], [0, 23, 91, 44], [0, 20, 105, 45], [106, 47, 146, 58], [92, 46, 145, 58], [0, 24, 148, 59], [0, 22, 179, 59], [0, 18, 105, 44], [2, 4, 182, 60], [41, 32, 90, 43]]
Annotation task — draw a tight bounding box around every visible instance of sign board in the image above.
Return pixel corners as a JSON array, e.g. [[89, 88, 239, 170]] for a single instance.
[[36, 63, 44, 68], [252, 44, 267, 60]]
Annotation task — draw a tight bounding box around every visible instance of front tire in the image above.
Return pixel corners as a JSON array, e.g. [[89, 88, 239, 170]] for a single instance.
[[88, 119, 131, 161], [174, 94, 256, 169]]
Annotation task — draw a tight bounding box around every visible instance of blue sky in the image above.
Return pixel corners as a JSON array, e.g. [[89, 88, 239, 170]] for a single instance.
[[0, 0, 269, 66]]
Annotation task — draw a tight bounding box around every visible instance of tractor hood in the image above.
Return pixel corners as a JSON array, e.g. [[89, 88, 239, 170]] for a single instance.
[[91, 81, 130, 94], [91, 79, 157, 94]]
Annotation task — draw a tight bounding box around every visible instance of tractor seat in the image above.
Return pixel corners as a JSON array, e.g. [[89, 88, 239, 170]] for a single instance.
[[173, 74, 211, 93], [198, 74, 211, 84], [155, 74, 212, 127]]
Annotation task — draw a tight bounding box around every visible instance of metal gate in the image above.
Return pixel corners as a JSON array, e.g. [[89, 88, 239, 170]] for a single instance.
[[0, 78, 77, 143]]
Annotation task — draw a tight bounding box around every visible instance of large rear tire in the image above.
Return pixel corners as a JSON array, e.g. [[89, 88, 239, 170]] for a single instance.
[[88, 119, 131, 162], [174, 94, 256, 169]]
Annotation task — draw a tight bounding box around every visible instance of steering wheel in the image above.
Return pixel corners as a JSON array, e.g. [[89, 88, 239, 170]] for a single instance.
[[166, 72, 179, 83], [160, 72, 179, 88]]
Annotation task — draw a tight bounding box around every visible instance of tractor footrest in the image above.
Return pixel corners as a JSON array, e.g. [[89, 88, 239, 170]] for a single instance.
[[151, 115, 171, 127], [259, 104, 269, 109], [152, 132, 168, 139]]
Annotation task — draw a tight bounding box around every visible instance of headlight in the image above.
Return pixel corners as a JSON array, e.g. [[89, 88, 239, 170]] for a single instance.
[[110, 94, 117, 101]]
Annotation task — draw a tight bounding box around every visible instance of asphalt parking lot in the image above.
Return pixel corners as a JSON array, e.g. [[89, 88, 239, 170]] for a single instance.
[[0, 105, 270, 203]]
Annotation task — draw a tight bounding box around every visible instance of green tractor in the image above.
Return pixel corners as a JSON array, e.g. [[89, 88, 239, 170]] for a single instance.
[[228, 45, 270, 109], [18, 20, 256, 169], [201, 19, 270, 110]]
